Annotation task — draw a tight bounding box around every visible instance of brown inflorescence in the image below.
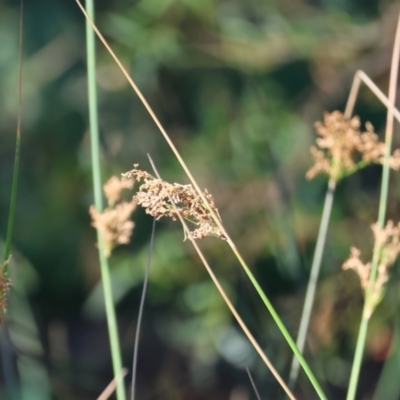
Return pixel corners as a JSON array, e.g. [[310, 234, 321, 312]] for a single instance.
[[343, 220, 400, 319], [103, 176, 134, 207], [89, 176, 136, 257], [123, 165, 226, 240], [307, 111, 400, 181], [0, 258, 12, 324]]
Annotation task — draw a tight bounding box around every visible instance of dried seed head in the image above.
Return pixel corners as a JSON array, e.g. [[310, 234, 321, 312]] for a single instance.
[[103, 176, 134, 207], [307, 111, 400, 181], [343, 220, 400, 319], [0, 258, 12, 324], [123, 165, 226, 240], [89, 176, 136, 257], [342, 247, 371, 291]]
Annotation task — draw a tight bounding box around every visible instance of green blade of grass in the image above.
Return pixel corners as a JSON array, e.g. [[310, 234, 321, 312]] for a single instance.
[[83, 1, 126, 399], [3, 0, 24, 268], [346, 14, 400, 400]]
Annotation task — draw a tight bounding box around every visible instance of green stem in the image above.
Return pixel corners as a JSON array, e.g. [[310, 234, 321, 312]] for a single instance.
[[289, 178, 336, 387], [230, 245, 327, 400], [3, 0, 24, 269], [84, 1, 126, 399], [346, 316, 369, 400], [346, 14, 400, 400]]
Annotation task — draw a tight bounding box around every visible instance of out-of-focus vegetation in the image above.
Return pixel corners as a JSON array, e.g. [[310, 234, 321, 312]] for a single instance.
[[1, 0, 400, 399]]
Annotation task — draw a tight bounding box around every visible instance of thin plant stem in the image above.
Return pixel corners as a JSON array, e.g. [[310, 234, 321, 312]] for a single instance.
[[246, 367, 262, 400], [98, 369, 128, 400], [84, 1, 126, 399], [130, 218, 156, 400], [346, 14, 400, 400], [75, 5, 326, 396], [1, 4, 24, 398], [289, 178, 336, 386], [3, 0, 24, 269], [345, 70, 400, 123], [147, 154, 297, 400]]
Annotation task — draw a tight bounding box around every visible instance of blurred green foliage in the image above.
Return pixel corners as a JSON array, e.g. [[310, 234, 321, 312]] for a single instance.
[[1, 0, 400, 398]]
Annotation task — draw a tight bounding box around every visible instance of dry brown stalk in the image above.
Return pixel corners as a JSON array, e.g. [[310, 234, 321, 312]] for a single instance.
[[307, 111, 400, 181], [97, 368, 128, 400], [123, 165, 226, 241], [90, 176, 136, 257], [343, 220, 400, 319]]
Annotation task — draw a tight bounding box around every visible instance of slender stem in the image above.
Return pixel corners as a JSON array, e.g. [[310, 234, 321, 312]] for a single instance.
[[84, 1, 126, 399], [3, 0, 24, 268], [131, 218, 156, 400], [346, 317, 369, 400], [246, 367, 262, 400], [75, 5, 325, 397], [147, 154, 297, 400], [229, 244, 326, 399], [345, 71, 400, 122], [346, 14, 400, 400], [289, 178, 336, 387]]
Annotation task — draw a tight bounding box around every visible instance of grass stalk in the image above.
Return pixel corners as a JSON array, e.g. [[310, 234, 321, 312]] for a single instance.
[[289, 178, 336, 386], [130, 218, 156, 400], [147, 154, 297, 400], [246, 367, 262, 400], [83, 1, 126, 399], [346, 14, 400, 400], [75, 3, 326, 397], [3, 0, 24, 269]]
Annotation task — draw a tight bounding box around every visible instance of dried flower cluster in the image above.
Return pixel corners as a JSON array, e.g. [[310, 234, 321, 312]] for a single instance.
[[103, 176, 134, 207], [123, 165, 226, 240], [307, 111, 400, 181], [0, 258, 12, 324], [343, 221, 400, 319], [90, 176, 136, 257]]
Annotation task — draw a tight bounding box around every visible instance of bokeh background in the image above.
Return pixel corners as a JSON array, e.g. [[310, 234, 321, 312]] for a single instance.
[[1, 0, 400, 399]]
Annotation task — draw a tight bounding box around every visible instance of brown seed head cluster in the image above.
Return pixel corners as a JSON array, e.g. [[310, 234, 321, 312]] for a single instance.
[[0, 258, 12, 324], [343, 220, 400, 319], [89, 176, 136, 257], [307, 111, 400, 181], [103, 176, 134, 207], [123, 165, 226, 240]]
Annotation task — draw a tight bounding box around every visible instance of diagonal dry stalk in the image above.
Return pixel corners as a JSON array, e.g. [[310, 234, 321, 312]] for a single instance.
[[98, 368, 128, 400], [75, 4, 326, 396], [146, 154, 296, 400]]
